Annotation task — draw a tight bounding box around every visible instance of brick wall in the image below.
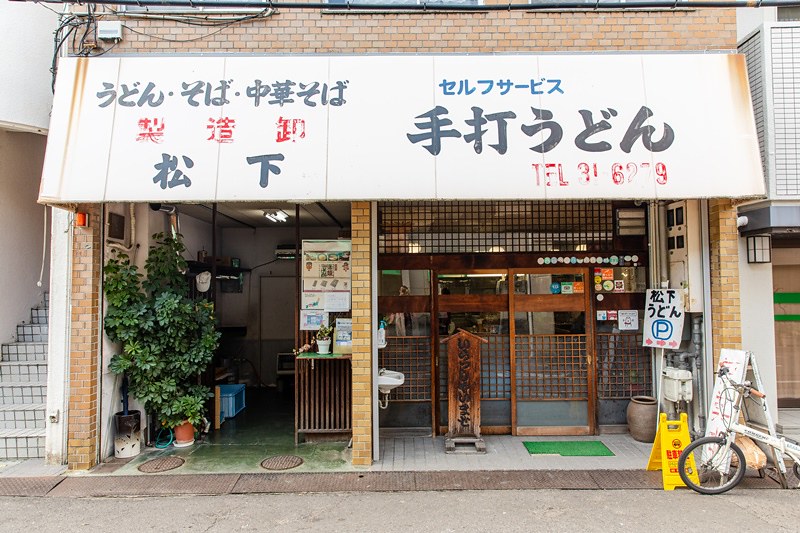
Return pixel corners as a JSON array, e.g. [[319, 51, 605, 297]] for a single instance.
[[97, 7, 736, 55], [708, 199, 742, 366], [350, 202, 373, 466], [67, 205, 102, 470]]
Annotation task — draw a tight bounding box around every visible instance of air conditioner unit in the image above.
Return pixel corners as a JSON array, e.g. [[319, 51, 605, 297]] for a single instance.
[[275, 244, 298, 260]]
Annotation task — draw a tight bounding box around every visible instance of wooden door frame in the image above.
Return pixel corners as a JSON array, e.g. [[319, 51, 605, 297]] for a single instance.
[[510, 267, 596, 436]]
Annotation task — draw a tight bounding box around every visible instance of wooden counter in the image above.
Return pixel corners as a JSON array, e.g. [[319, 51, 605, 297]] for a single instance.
[[295, 353, 352, 444]]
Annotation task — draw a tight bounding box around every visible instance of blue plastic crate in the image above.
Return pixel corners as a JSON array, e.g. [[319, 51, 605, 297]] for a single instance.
[[218, 384, 246, 422]]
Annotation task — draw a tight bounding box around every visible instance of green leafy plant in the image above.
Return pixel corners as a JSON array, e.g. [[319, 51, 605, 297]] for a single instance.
[[104, 232, 220, 429], [316, 323, 333, 341]]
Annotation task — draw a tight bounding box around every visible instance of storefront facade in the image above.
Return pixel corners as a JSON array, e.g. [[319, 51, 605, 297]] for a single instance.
[[37, 3, 762, 469]]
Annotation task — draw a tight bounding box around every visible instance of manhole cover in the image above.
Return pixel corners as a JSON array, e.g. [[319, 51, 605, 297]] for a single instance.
[[261, 455, 304, 470], [138, 456, 185, 473]]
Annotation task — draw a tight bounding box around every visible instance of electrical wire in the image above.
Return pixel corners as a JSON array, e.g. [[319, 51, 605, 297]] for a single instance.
[[37, 206, 48, 289]]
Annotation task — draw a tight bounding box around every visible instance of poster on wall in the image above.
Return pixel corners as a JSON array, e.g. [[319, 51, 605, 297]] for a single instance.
[[333, 318, 353, 354], [301, 240, 352, 328], [642, 289, 684, 348], [300, 310, 329, 331]]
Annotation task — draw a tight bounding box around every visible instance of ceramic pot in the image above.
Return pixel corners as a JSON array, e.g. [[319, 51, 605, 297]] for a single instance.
[[317, 339, 332, 354], [113, 410, 141, 459], [173, 420, 195, 448], [626, 395, 658, 443]]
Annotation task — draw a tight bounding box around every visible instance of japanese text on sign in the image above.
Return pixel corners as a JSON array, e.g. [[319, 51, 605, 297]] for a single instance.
[[642, 289, 684, 348]]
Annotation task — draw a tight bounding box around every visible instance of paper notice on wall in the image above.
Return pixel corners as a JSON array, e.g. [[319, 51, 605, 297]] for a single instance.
[[300, 310, 329, 331], [333, 318, 353, 354], [618, 310, 639, 331], [324, 291, 350, 312], [302, 292, 324, 310]]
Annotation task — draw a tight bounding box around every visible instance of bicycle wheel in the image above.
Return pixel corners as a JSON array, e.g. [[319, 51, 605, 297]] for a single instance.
[[678, 436, 747, 495]]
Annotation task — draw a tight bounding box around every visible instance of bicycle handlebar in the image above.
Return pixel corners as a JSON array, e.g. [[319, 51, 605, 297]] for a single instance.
[[717, 365, 765, 398]]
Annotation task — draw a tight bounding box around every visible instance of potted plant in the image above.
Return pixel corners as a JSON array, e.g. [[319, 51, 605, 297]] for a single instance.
[[315, 323, 333, 354], [104, 232, 220, 448]]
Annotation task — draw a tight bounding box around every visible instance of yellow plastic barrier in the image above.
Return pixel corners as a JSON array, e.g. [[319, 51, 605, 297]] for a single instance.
[[646, 412, 698, 490]]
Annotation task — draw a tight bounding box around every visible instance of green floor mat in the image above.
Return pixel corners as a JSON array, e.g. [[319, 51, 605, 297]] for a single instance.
[[523, 440, 615, 457]]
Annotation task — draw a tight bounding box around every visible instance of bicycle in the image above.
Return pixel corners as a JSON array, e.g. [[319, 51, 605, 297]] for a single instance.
[[677, 366, 800, 494]]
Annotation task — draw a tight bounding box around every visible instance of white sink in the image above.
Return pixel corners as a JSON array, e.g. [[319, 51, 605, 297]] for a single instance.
[[378, 369, 405, 394]]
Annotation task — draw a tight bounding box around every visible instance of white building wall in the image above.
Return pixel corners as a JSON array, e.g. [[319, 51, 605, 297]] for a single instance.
[[737, 7, 776, 42], [0, 2, 59, 132], [738, 238, 778, 419], [0, 131, 50, 341]]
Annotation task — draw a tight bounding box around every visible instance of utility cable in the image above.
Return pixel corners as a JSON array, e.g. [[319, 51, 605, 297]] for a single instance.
[[37, 207, 48, 289]]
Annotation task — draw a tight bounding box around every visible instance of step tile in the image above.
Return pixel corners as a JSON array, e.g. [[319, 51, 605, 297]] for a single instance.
[[0, 362, 47, 383], [31, 308, 49, 325], [0, 383, 47, 404], [16, 325, 48, 343], [0, 404, 46, 430], [1, 343, 47, 362], [0, 429, 45, 459]]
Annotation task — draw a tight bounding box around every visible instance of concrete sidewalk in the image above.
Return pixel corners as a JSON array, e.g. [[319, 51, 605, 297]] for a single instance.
[[0, 432, 794, 497]]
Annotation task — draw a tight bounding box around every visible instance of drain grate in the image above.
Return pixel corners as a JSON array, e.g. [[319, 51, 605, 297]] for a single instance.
[[137, 456, 185, 473], [261, 455, 304, 471]]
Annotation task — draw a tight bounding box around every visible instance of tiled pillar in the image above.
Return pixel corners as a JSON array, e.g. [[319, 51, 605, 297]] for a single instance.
[[350, 202, 373, 466], [67, 205, 102, 470], [708, 199, 742, 366]]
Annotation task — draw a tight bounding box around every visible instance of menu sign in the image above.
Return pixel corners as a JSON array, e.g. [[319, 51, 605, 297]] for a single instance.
[[300, 239, 351, 330]]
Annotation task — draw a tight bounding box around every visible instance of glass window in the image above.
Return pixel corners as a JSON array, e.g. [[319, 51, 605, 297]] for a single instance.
[[515, 311, 585, 335], [437, 273, 505, 296], [379, 270, 430, 296]]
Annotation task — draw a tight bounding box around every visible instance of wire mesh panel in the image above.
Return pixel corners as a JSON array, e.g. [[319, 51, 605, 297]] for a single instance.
[[481, 334, 511, 399], [378, 200, 614, 254], [438, 334, 511, 401], [596, 333, 652, 399], [515, 335, 588, 400], [379, 336, 432, 401]]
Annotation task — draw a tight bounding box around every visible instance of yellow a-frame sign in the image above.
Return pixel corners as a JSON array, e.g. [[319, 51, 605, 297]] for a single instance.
[[646, 412, 697, 490]]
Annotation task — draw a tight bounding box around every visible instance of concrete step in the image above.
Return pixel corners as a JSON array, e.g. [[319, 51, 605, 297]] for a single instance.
[[1, 342, 47, 362], [0, 403, 46, 430], [0, 361, 47, 383], [0, 382, 47, 405], [0, 427, 45, 459], [15, 324, 48, 343]]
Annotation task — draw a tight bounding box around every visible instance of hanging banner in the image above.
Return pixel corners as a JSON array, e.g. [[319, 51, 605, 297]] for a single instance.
[[642, 289, 684, 348], [40, 54, 764, 204]]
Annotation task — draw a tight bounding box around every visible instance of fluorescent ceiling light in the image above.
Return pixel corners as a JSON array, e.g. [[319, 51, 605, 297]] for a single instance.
[[263, 209, 289, 222]]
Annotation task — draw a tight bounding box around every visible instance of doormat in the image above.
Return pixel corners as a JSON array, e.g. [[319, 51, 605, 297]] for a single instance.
[[523, 441, 614, 457]]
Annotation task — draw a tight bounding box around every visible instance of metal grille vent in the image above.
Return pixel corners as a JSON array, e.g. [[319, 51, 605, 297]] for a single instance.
[[771, 25, 800, 196], [739, 29, 767, 183], [378, 201, 614, 254]]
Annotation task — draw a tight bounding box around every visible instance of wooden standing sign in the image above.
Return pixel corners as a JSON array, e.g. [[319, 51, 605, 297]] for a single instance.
[[445, 329, 487, 453]]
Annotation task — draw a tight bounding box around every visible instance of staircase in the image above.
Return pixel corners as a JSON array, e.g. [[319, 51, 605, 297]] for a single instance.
[[0, 293, 48, 459]]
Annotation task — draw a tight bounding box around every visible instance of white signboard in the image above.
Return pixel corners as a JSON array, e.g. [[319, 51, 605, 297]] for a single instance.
[[40, 54, 764, 203], [618, 310, 639, 331], [642, 289, 684, 348], [705, 349, 749, 439]]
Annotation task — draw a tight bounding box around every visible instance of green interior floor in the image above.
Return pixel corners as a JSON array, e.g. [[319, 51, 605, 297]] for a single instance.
[[113, 386, 353, 475], [523, 440, 615, 457]]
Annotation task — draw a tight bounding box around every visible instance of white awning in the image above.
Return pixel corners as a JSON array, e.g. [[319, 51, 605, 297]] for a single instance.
[[39, 54, 765, 204]]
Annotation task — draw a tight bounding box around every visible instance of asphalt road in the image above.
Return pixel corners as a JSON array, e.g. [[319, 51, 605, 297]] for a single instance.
[[0, 489, 798, 532]]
